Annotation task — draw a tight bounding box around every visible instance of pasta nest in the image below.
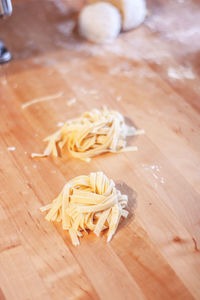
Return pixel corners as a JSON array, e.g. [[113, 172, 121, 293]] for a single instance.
[[41, 172, 129, 246], [32, 107, 143, 161]]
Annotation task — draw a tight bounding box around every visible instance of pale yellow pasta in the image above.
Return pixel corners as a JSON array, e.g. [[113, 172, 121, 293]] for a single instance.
[[31, 107, 144, 161], [41, 172, 129, 246]]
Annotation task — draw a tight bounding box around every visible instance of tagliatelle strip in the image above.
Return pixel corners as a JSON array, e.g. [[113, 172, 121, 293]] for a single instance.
[[22, 92, 64, 109], [31, 107, 144, 161], [41, 172, 129, 246]]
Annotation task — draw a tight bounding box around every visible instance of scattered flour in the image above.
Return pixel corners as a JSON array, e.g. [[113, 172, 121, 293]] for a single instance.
[[160, 177, 165, 184], [8, 146, 16, 151], [152, 173, 159, 180], [67, 97, 77, 106], [165, 27, 200, 45], [142, 163, 165, 185], [145, 2, 200, 52], [48, 0, 68, 14], [151, 165, 160, 171], [57, 20, 76, 37], [168, 66, 195, 80], [57, 121, 65, 127], [54, 30, 171, 65]]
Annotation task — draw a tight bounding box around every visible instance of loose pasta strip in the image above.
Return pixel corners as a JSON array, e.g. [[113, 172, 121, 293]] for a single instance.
[[32, 107, 144, 161], [41, 172, 129, 246]]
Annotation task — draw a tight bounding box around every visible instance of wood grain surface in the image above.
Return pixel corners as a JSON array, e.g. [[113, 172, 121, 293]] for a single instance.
[[0, 0, 200, 299]]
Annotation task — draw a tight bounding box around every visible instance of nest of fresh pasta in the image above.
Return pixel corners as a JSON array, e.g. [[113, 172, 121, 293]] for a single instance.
[[32, 107, 144, 161], [41, 172, 129, 246]]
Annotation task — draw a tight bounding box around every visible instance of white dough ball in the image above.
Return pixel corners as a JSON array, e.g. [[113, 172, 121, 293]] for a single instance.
[[89, 0, 147, 31], [121, 0, 146, 31], [78, 2, 121, 44]]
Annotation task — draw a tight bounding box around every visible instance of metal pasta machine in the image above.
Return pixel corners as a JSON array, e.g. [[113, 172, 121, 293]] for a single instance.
[[0, 0, 12, 63]]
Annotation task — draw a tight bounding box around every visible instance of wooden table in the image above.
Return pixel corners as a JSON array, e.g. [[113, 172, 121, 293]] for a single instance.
[[0, 0, 200, 299]]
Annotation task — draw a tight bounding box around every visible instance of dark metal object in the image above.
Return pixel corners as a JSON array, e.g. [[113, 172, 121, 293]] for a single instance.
[[0, 0, 12, 63], [0, 40, 11, 63]]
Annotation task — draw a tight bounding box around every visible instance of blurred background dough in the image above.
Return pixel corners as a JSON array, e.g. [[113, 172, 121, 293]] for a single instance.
[[89, 0, 146, 30], [79, 2, 121, 43]]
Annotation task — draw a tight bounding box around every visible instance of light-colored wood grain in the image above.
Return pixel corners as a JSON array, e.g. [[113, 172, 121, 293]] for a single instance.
[[0, 0, 200, 299]]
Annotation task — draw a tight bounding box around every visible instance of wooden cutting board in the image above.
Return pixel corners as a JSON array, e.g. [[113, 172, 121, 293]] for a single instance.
[[0, 0, 200, 299]]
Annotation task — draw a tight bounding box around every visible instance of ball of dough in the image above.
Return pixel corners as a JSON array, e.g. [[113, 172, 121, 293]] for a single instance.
[[78, 2, 121, 44], [89, 0, 147, 31], [121, 0, 146, 30]]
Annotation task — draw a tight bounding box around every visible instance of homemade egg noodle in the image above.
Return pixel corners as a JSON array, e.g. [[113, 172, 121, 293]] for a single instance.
[[40, 172, 129, 246], [31, 107, 144, 161]]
